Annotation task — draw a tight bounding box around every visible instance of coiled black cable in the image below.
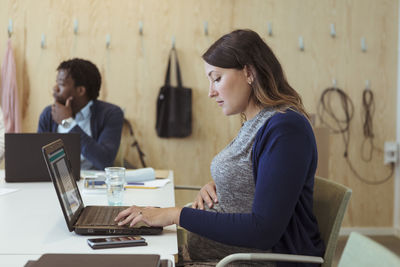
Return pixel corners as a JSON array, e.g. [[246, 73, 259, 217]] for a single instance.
[[360, 88, 384, 162], [317, 86, 394, 185]]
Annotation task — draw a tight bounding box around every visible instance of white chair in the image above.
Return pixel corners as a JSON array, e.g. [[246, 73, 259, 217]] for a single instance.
[[338, 232, 400, 267]]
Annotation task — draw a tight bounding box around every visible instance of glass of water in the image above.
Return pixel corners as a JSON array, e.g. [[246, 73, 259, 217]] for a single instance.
[[105, 167, 126, 206]]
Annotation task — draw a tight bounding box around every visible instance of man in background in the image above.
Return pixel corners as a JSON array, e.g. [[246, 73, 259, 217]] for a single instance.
[[38, 58, 123, 170]]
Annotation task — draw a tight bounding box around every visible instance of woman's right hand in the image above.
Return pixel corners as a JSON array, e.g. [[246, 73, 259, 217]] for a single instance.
[[192, 181, 218, 210]]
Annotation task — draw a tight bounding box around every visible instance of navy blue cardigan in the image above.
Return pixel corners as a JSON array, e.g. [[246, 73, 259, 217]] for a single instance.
[[180, 110, 325, 266], [37, 100, 124, 170]]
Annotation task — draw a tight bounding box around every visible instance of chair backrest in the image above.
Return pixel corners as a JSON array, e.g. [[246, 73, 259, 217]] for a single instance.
[[114, 118, 146, 168], [313, 176, 352, 267], [338, 232, 400, 267], [114, 118, 131, 167]]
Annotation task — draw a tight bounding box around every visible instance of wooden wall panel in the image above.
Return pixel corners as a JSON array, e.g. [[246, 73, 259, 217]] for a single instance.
[[231, 0, 398, 227], [0, 0, 397, 227]]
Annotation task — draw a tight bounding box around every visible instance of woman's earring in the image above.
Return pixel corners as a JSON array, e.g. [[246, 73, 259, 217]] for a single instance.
[[248, 76, 254, 84]]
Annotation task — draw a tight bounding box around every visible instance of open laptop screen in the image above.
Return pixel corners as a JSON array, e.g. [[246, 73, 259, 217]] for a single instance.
[[48, 148, 81, 221], [5, 133, 80, 182], [43, 139, 84, 231]]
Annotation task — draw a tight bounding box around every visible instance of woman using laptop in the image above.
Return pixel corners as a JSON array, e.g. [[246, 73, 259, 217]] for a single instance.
[[115, 29, 324, 266]]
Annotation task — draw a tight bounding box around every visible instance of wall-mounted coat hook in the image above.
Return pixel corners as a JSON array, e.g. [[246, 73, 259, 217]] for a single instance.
[[267, 22, 273, 36], [8, 19, 13, 38], [106, 34, 111, 49], [41, 34, 46, 48], [139, 21, 143, 35], [330, 23, 336, 38], [365, 80, 371, 90], [172, 36, 176, 49], [361, 37, 367, 52], [73, 19, 78, 35], [298, 36, 304, 51], [204, 21, 208, 36], [332, 79, 337, 89]]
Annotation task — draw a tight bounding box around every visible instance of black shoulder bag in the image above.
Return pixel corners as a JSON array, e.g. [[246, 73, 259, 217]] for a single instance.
[[155, 48, 192, 138]]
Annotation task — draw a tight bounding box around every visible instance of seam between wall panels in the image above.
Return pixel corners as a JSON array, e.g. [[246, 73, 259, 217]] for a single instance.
[[394, 0, 400, 233]]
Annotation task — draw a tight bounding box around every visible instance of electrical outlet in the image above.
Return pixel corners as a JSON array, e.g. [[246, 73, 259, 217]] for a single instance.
[[384, 141, 398, 165]]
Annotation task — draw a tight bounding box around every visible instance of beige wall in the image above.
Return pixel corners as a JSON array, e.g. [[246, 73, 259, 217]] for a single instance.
[[0, 0, 398, 227]]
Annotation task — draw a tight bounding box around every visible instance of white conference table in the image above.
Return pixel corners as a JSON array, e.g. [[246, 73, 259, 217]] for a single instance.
[[0, 170, 177, 266]]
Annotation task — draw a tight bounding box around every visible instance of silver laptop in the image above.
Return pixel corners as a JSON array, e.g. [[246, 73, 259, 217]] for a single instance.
[[42, 138, 163, 235]]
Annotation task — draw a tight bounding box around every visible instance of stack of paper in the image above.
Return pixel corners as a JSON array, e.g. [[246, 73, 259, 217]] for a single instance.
[[80, 168, 156, 183], [80, 168, 169, 192], [0, 188, 19, 196]]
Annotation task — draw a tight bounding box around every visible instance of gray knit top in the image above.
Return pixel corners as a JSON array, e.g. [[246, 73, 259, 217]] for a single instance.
[[210, 108, 276, 213]]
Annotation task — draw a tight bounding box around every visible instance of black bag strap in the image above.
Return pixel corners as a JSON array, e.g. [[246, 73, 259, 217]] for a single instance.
[[164, 47, 183, 87]]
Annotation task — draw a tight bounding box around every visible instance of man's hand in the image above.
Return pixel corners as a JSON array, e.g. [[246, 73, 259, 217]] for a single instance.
[[51, 97, 73, 124], [114, 206, 182, 227], [192, 181, 218, 210]]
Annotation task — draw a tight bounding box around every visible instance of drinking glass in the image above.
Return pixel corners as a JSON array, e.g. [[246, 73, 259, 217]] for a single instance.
[[105, 167, 125, 206]]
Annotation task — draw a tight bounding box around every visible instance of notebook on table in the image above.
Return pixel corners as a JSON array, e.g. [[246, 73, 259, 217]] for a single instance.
[[5, 133, 80, 182], [41, 138, 163, 235], [25, 253, 161, 267]]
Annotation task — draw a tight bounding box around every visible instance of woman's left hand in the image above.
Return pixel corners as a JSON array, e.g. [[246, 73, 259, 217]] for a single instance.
[[114, 206, 182, 227]]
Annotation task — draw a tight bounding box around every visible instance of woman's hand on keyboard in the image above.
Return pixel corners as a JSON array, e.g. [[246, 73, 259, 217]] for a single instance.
[[192, 181, 218, 210], [114, 205, 183, 227]]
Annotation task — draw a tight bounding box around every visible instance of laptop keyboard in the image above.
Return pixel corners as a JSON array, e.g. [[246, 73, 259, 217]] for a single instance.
[[77, 206, 127, 226]]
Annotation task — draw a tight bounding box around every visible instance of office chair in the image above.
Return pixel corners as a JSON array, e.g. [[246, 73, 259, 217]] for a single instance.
[[215, 176, 352, 267], [338, 231, 400, 267], [114, 118, 146, 168]]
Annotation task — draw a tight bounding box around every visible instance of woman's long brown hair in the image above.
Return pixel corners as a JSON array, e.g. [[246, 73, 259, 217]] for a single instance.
[[202, 29, 309, 119]]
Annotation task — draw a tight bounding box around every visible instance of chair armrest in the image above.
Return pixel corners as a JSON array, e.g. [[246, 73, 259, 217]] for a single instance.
[[216, 253, 324, 267], [174, 185, 201, 190]]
